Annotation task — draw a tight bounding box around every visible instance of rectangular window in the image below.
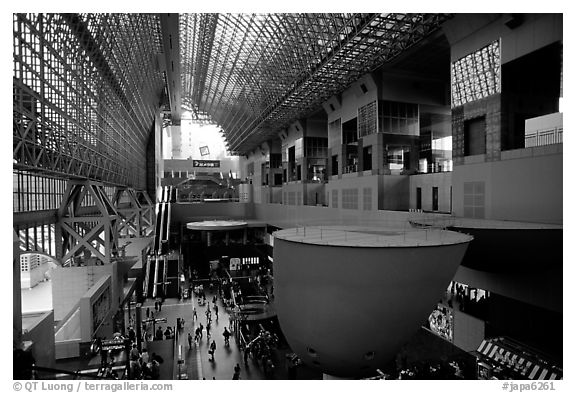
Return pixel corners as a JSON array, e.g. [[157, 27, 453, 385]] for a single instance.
[[416, 187, 422, 210], [274, 173, 283, 186], [358, 101, 377, 137], [363, 146, 372, 171], [432, 187, 439, 211], [451, 39, 501, 107], [464, 117, 487, 156], [331, 155, 339, 176], [332, 190, 338, 208]]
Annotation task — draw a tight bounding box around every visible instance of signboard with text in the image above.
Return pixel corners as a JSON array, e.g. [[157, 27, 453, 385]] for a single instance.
[[193, 160, 220, 168]]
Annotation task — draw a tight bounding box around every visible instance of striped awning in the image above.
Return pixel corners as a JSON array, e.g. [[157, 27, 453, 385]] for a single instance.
[[476, 339, 561, 380]]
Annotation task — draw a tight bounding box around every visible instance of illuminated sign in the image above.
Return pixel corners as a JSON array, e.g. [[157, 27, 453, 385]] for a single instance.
[[193, 160, 220, 168]]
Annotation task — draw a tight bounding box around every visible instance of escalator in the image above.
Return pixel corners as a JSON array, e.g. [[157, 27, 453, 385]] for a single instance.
[[154, 257, 166, 299], [165, 256, 180, 298], [145, 257, 156, 299], [153, 186, 173, 256]]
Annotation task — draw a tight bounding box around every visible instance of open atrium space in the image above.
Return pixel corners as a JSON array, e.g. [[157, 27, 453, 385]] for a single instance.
[[11, 10, 566, 386]]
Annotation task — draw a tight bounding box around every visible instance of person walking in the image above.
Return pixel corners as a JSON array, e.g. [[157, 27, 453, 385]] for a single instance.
[[154, 301, 158, 312], [233, 363, 241, 379], [187, 332, 193, 348], [208, 340, 216, 362], [214, 304, 219, 320], [193, 307, 197, 320], [146, 307, 150, 319], [199, 323, 204, 339], [158, 300, 162, 312], [206, 321, 211, 339], [223, 327, 231, 346]]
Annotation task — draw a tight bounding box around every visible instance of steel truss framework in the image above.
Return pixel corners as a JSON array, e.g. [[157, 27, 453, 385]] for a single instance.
[[13, 13, 165, 189], [135, 190, 156, 237], [112, 188, 155, 238], [180, 13, 452, 154], [56, 180, 120, 266]]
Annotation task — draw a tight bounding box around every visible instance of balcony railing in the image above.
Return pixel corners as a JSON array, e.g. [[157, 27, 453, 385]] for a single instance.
[[525, 127, 563, 148]]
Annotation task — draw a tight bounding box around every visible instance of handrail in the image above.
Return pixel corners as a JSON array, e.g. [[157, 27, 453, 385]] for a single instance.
[[162, 255, 168, 297], [152, 256, 159, 299], [143, 256, 152, 298], [525, 126, 563, 148], [29, 365, 112, 380]]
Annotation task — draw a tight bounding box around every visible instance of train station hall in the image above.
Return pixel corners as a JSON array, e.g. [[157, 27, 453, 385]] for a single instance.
[[11, 11, 566, 384]]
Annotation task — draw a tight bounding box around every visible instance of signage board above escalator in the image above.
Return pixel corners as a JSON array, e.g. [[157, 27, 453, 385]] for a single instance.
[[193, 160, 220, 168]]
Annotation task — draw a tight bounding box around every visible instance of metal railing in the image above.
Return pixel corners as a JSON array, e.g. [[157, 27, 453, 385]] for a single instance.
[[525, 127, 563, 148], [275, 218, 472, 247]]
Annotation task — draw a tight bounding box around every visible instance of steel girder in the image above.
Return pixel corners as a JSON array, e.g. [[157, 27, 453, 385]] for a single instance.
[[135, 190, 156, 238], [112, 188, 143, 238], [113, 188, 155, 238], [13, 13, 165, 189], [56, 180, 120, 266], [179, 13, 452, 154]]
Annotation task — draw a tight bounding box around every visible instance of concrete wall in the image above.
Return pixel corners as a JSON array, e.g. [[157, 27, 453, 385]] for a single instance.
[[333, 74, 379, 124], [379, 72, 449, 106], [381, 175, 410, 211], [452, 145, 562, 224], [445, 14, 562, 65], [282, 182, 305, 206], [252, 202, 441, 230], [51, 263, 120, 322], [325, 175, 380, 211], [22, 311, 55, 368], [409, 172, 453, 213], [80, 275, 112, 342]]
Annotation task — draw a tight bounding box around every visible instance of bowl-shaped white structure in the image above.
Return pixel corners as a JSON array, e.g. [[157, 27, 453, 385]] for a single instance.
[[273, 226, 472, 378]]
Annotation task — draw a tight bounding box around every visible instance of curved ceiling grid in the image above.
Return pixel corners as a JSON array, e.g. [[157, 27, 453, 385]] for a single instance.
[[179, 13, 451, 155]]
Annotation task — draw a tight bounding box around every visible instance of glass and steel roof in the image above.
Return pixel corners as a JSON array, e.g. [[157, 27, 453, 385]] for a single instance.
[[179, 13, 452, 154]]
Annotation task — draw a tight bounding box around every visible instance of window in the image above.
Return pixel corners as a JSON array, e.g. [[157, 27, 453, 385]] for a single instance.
[[416, 187, 422, 210], [432, 187, 439, 211], [378, 100, 419, 135], [363, 146, 372, 171], [451, 39, 501, 107], [358, 101, 377, 137], [274, 173, 283, 186], [464, 117, 486, 156], [331, 155, 339, 176]]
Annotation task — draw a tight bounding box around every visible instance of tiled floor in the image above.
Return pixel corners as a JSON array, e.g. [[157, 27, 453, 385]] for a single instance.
[[142, 291, 268, 380]]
